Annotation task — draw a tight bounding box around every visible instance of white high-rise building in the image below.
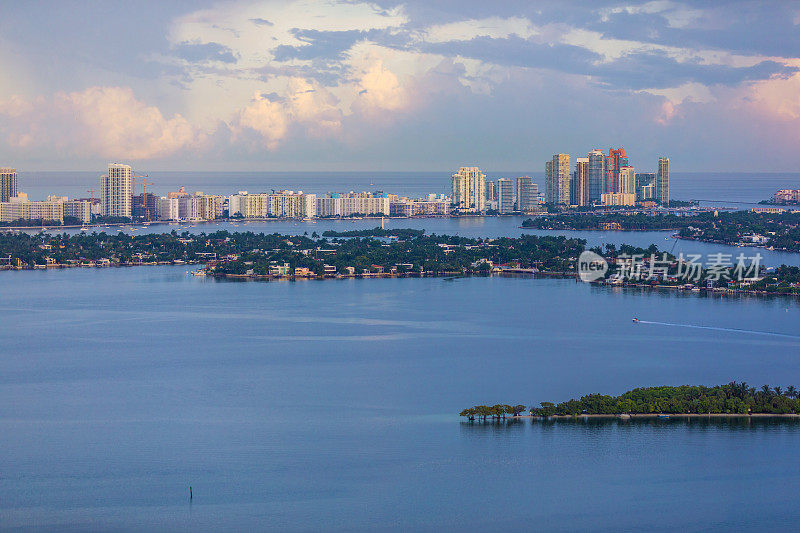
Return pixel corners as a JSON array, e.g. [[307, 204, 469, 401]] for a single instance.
[[159, 197, 180, 220], [571, 158, 589, 206], [619, 166, 636, 196], [515, 176, 536, 212], [497, 178, 514, 213], [451, 167, 486, 213], [102, 163, 133, 218]]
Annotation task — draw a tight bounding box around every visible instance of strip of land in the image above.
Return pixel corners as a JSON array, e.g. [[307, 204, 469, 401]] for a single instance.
[[0, 228, 797, 295], [460, 383, 800, 421]]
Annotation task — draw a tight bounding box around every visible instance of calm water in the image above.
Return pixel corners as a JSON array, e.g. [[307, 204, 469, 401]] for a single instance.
[[17, 170, 800, 203], [2, 268, 800, 530]]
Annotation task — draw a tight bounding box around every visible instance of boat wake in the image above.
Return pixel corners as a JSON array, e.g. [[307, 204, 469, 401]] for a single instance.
[[635, 320, 800, 340]]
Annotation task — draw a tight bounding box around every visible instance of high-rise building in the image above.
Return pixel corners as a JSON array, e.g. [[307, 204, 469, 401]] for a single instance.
[[485, 180, 496, 203], [587, 149, 605, 204], [657, 157, 670, 205], [515, 176, 536, 212], [618, 166, 636, 195], [0, 168, 17, 203], [635, 173, 656, 201], [571, 158, 589, 206], [545, 154, 570, 205], [451, 167, 486, 213], [101, 163, 133, 218], [605, 148, 628, 194], [497, 178, 514, 213]]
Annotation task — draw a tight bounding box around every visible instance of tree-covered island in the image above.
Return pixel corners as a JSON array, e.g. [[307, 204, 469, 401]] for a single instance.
[[522, 211, 800, 253], [461, 382, 800, 420], [0, 228, 797, 294]]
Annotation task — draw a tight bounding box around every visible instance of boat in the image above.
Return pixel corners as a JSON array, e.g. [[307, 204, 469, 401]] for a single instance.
[[632, 317, 639, 323]]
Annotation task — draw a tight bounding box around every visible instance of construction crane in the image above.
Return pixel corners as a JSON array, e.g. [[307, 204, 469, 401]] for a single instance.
[[86, 188, 97, 202], [132, 174, 148, 197], [140, 180, 154, 199]]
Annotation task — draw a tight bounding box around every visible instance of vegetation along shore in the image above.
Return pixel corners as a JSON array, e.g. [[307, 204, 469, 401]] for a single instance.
[[0, 228, 797, 295], [461, 383, 800, 420], [523, 211, 800, 253]]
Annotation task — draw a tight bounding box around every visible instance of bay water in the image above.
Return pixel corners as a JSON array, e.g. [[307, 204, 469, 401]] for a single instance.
[[2, 268, 800, 530]]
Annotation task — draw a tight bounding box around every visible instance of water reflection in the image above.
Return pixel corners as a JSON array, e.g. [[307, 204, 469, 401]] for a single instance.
[[460, 416, 800, 434]]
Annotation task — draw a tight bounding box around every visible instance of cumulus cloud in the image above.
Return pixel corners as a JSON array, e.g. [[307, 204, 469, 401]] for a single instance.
[[0, 86, 198, 159], [747, 73, 800, 121], [353, 57, 407, 115], [235, 78, 341, 148], [4, 0, 800, 168]]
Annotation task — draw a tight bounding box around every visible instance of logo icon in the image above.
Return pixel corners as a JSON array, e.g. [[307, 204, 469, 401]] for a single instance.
[[578, 250, 608, 282]]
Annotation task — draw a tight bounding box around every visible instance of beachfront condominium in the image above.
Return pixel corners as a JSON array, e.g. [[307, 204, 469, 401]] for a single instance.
[[515, 176, 537, 212], [605, 148, 629, 194], [102, 163, 133, 218], [451, 167, 486, 213], [497, 178, 514, 213], [571, 158, 589, 206], [657, 157, 670, 205], [0, 168, 17, 202], [545, 154, 570, 205], [587, 149, 605, 204]]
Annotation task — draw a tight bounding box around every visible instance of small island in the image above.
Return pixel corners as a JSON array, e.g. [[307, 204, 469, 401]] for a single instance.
[[522, 210, 800, 253], [461, 382, 800, 420]]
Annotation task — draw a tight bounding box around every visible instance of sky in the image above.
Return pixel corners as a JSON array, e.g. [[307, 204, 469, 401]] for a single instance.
[[1, 0, 800, 172]]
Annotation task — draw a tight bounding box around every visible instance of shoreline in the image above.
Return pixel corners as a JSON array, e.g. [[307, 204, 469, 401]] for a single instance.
[[2, 261, 796, 298], [512, 413, 800, 420]]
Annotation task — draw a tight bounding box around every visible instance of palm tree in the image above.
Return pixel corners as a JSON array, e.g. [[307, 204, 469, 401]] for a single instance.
[[761, 384, 772, 397], [787, 386, 797, 399], [774, 386, 783, 397]]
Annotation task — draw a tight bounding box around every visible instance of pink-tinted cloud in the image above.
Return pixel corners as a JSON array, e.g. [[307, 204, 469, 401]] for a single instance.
[[0, 86, 198, 159]]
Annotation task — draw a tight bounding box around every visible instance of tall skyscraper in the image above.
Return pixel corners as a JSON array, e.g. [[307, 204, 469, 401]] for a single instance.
[[545, 154, 570, 205], [451, 166, 486, 213], [605, 148, 629, 194], [571, 158, 589, 206], [587, 149, 605, 204], [102, 163, 133, 218], [515, 176, 536, 212], [656, 157, 670, 205], [0, 168, 17, 202], [497, 178, 514, 213]]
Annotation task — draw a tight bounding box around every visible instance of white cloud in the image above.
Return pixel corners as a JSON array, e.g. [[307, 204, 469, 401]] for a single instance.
[[235, 77, 342, 148], [0, 86, 198, 159], [747, 72, 800, 121], [422, 17, 538, 43]]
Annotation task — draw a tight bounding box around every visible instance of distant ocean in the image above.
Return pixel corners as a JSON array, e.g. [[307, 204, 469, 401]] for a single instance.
[[16, 170, 800, 205]]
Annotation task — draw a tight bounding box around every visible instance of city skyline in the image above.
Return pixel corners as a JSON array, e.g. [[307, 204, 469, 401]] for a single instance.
[[2, 1, 800, 172]]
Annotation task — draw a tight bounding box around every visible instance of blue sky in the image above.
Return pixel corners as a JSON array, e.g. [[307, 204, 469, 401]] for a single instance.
[[1, 0, 800, 172]]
